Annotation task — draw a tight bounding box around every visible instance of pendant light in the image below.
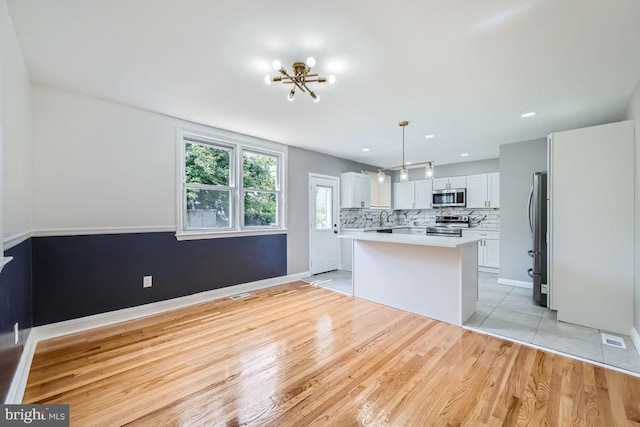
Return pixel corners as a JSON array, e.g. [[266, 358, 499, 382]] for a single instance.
[[376, 121, 434, 182], [425, 162, 434, 178], [399, 121, 409, 182]]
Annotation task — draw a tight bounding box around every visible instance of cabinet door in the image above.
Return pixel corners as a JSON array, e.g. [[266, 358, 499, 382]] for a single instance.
[[394, 181, 415, 209], [432, 178, 448, 190], [414, 180, 433, 208], [340, 173, 355, 208], [488, 173, 500, 208], [466, 174, 488, 208], [448, 176, 467, 189], [359, 174, 371, 208], [484, 239, 500, 268]]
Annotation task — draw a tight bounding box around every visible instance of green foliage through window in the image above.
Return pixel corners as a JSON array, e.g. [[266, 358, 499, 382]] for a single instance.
[[182, 138, 281, 231]]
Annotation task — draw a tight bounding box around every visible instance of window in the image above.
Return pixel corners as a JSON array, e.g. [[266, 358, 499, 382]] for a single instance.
[[178, 130, 286, 239], [242, 150, 280, 227], [364, 171, 391, 208], [315, 185, 333, 230]]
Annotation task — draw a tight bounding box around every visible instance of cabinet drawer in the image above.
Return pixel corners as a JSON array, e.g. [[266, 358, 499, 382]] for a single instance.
[[463, 229, 499, 240]]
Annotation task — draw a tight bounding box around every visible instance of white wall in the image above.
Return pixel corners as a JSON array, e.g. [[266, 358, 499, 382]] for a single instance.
[[499, 138, 547, 284], [1, 0, 32, 245], [623, 77, 640, 336], [32, 86, 289, 232], [32, 86, 176, 230]]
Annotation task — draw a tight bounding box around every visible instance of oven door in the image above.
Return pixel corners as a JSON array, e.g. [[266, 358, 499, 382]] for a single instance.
[[432, 189, 466, 207]]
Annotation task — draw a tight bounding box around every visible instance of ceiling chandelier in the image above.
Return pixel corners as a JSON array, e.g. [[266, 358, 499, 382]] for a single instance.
[[377, 121, 434, 184], [264, 57, 335, 102]]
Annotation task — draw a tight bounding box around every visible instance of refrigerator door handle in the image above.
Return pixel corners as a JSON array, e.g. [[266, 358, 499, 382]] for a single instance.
[[527, 268, 534, 278], [527, 185, 534, 236]]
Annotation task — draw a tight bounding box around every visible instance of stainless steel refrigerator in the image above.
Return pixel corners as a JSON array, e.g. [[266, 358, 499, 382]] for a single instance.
[[528, 172, 547, 306]]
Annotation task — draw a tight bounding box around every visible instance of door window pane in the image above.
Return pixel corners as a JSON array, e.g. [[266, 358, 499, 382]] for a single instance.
[[185, 142, 231, 186], [185, 188, 231, 229], [244, 191, 277, 226], [315, 186, 333, 230]]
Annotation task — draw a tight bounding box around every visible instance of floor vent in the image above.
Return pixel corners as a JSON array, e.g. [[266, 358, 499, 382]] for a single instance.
[[229, 292, 251, 301], [601, 333, 627, 349]]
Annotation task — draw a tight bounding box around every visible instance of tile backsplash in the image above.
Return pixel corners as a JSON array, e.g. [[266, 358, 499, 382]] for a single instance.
[[340, 208, 500, 229]]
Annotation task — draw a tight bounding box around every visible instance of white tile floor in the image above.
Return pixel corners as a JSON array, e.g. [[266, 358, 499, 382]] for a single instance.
[[466, 272, 640, 374], [305, 270, 640, 375], [301, 270, 353, 296]]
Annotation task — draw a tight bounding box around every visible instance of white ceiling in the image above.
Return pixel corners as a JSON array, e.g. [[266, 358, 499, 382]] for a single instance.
[[6, 0, 640, 167]]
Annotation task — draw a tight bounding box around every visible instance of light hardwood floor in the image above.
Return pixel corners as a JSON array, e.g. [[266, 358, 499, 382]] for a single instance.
[[24, 282, 640, 426]]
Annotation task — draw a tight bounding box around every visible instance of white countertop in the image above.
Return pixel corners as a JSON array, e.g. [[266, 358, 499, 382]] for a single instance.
[[339, 231, 482, 248]]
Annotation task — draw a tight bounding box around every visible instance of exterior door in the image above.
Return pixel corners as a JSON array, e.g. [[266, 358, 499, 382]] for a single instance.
[[309, 174, 339, 274]]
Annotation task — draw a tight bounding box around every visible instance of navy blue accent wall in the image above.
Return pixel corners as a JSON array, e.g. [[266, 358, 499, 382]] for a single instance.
[[0, 239, 33, 402], [32, 232, 287, 326]]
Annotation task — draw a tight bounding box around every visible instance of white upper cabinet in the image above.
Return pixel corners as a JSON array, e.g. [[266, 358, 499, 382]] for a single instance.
[[340, 172, 371, 208], [466, 173, 500, 208], [433, 176, 466, 190], [394, 180, 433, 209], [394, 181, 415, 209], [414, 180, 433, 209]]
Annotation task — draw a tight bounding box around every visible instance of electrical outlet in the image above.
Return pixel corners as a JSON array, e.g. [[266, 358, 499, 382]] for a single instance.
[[14, 323, 19, 345], [143, 275, 152, 288]]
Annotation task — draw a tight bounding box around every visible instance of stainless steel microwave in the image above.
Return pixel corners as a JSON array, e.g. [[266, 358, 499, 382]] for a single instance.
[[432, 189, 466, 207]]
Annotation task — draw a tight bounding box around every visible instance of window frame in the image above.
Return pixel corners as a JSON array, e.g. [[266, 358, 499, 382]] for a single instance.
[[176, 128, 287, 240]]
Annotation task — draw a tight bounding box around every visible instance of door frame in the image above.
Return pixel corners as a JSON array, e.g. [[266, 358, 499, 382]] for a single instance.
[[308, 173, 340, 274]]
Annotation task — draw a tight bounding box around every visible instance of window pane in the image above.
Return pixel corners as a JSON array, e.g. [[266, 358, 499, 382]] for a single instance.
[[185, 188, 231, 229], [185, 142, 231, 186], [244, 191, 277, 226], [243, 151, 277, 190], [315, 185, 332, 230]]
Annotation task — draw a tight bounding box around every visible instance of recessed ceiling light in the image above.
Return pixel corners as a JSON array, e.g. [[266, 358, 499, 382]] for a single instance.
[[362, 148, 370, 152], [521, 112, 536, 118], [460, 153, 469, 157], [425, 134, 435, 139]]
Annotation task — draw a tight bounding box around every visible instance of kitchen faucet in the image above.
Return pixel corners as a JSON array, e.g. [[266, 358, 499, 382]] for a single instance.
[[379, 210, 390, 227]]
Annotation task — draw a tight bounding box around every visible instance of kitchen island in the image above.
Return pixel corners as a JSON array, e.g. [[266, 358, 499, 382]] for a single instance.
[[339, 232, 481, 326]]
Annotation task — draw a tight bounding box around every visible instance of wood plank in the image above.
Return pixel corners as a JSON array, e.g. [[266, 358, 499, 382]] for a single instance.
[[23, 281, 640, 426]]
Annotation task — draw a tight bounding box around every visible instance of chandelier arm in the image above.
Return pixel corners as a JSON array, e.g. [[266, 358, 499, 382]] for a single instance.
[[279, 68, 307, 93]]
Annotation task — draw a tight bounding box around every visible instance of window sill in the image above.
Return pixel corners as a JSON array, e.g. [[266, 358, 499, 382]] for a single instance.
[[175, 229, 288, 241]]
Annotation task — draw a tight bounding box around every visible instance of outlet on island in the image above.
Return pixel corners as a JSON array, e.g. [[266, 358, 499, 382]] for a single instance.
[[143, 276, 152, 288]]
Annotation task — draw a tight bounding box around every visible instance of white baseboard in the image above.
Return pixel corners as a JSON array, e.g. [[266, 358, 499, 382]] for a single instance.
[[497, 278, 533, 289], [479, 267, 499, 274], [4, 329, 39, 404], [3, 271, 309, 404], [631, 327, 640, 357]]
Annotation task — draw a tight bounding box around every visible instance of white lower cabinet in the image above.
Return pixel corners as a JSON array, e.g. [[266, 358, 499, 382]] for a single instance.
[[462, 229, 499, 270]]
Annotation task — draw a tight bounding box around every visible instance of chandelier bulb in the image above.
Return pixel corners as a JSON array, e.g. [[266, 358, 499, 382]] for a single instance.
[[312, 94, 320, 103], [272, 59, 282, 71], [264, 75, 272, 85], [306, 57, 316, 67], [288, 89, 295, 101], [328, 75, 336, 84]]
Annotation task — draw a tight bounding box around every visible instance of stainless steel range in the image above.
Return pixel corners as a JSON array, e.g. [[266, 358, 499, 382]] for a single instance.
[[426, 215, 470, 237]]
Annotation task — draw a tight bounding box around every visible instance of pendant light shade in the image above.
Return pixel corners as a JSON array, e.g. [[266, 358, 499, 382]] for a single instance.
[[425, 162, 434, 178], [400, 167, 409, 182]]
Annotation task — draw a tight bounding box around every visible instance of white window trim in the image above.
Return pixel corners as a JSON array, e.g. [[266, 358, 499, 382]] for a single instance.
[[176, 127, 287, 240]]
